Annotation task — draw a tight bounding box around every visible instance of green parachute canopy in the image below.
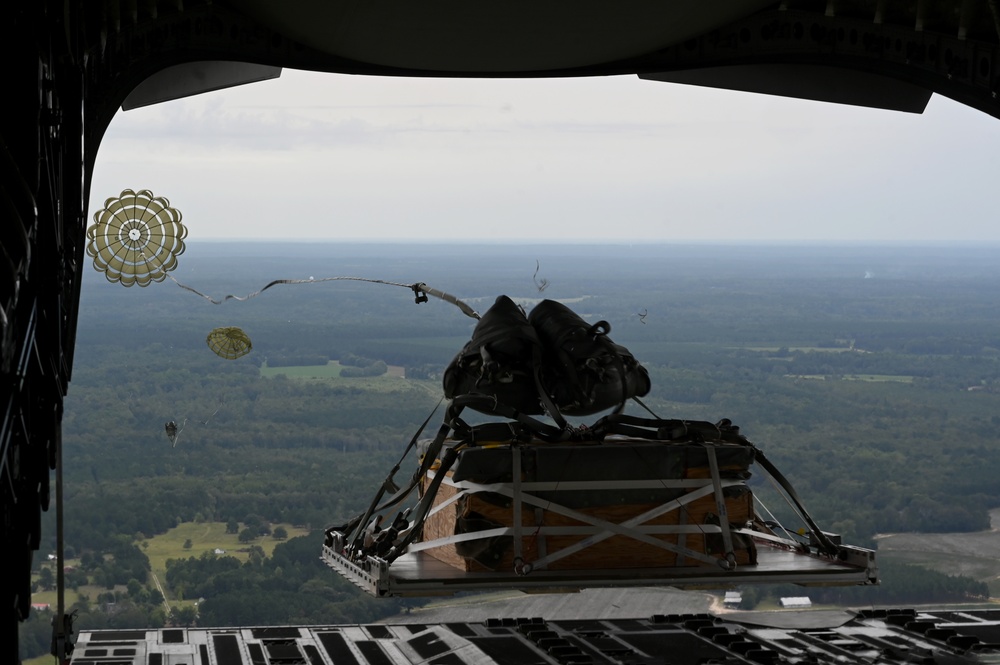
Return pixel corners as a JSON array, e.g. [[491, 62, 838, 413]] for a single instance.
[[206, 327, 253, 360]]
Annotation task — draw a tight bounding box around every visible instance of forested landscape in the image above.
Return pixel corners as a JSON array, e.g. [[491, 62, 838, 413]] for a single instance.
[[20, 242, 1000, 659]]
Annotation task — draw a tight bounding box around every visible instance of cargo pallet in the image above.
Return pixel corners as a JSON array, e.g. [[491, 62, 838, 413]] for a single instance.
[[322, 435, 877, 597]]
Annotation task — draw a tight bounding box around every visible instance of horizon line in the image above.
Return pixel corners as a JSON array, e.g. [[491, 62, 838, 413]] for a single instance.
[[189, 237, 1000, 247]]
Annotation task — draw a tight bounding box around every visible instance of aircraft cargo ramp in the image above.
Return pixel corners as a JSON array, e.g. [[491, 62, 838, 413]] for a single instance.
[[68, 605, 1000, 664]]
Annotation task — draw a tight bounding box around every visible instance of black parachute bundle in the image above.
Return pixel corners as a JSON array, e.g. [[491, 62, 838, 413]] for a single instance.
[[443, 296, 650, 426], [442, 295, 549, 416], [530, 299, 651, 416]]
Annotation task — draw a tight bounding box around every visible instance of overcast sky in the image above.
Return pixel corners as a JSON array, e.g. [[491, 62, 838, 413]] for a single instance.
[[89, 68, 1000, 245]]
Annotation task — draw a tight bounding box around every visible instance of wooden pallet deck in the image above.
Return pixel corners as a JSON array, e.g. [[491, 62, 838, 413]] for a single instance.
[[322, 538, 877, 597]]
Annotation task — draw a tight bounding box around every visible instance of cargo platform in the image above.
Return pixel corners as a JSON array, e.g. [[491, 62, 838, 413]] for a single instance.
[[323, 431, 877, 597]]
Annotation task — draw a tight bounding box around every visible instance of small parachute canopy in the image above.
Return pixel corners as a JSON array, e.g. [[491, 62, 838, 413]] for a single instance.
[[86, 189, 187, 287], [207, 326, 252, 359]]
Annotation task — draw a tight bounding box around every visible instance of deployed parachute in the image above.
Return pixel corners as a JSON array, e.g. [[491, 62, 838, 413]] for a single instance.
[[86, 189, 187, 286], [206, 327, 253, 360]]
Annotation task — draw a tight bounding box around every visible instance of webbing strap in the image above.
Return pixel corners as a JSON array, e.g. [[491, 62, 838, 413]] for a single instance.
[[385, 446, 461, 563], [706, 444, 737, 569], [340, 394, 577, 555], [594, 414, 745, 444], [450, 394, 568, 442], [412, 283, 480, 320], [512, 446, 523, 563], [752, 446, 840, 554], [522, 481, 734, 570], [343, 399, 444, 549], [528, 340, 566, 429]]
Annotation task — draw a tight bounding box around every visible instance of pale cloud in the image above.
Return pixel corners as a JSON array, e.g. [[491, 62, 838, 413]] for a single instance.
[[89, 68, 1000, 244]]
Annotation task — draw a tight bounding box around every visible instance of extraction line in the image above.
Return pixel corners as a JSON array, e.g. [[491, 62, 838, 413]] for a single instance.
[[163, 271, 480, 320]]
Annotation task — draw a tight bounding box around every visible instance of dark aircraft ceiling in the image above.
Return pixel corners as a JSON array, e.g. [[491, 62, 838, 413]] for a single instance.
[[234, 0, 777, 73], [98, 0, 1000, 120]]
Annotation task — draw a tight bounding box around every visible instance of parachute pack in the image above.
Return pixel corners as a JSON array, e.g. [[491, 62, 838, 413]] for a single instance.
[[443, 296, 651, 429]]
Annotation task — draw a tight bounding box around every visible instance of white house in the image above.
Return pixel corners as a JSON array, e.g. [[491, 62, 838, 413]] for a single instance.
[[779, 597, 812, 608]]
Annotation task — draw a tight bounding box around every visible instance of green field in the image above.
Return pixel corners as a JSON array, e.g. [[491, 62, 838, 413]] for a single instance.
[[31, 584, 92, 613], [23, 655, 51, 665], [743, 346, 855, 353], [261, 360, 401, 379], [843, 374, 914, 383], [876, 509, 1000, 596], [142, 521, 310, 584], [787, 374, 914, 382], [30, 521, 311, 615], [261, 360, 352, 379], [259, 360, 444, 396]]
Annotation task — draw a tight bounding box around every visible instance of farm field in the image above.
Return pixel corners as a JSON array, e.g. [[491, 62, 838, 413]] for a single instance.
[[142, 521, 311, 583], [787, 374, 914, 382], [876, 509, 1000, 595], [29, 522, 311, 611], [260, 360, 407, 380]]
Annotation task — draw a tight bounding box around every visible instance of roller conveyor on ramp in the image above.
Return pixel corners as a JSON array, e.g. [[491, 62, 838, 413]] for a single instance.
[[69, 605, 1000, 664]]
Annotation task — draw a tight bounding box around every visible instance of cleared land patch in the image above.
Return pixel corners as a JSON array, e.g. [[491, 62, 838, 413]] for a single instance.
[[260, 360, 411, 388], [875, 508, 1000, 595], [786, 374, 914, 383], [143, 521, 309, 585], [746, 347, 853, 353]]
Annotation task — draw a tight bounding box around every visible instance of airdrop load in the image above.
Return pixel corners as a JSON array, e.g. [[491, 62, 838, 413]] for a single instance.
[[322, 297, 877, 597]]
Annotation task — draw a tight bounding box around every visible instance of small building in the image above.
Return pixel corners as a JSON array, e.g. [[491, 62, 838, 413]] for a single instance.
[[779, 597, 812, 608]]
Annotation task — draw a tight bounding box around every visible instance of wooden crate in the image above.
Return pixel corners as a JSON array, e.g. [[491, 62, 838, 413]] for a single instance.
[[419, 463, 757, 573]]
